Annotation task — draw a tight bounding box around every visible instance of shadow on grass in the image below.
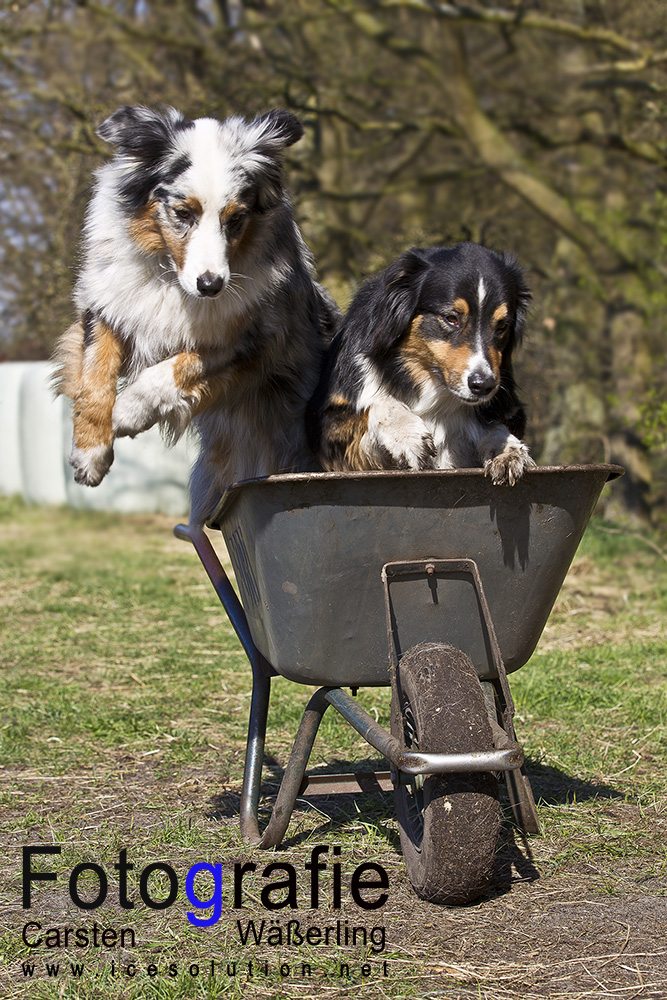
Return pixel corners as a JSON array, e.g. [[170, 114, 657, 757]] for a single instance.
[[205, 757, 621, 906], [206, 756, 546, 905], [208, 755, 621, 823], [207, 753, 401, 846], [478, 821, 540, 902], [523, 757, 623, 805]]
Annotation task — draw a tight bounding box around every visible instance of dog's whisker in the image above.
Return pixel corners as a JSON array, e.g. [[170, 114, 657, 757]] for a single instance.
[[224, 282, 243, 305]]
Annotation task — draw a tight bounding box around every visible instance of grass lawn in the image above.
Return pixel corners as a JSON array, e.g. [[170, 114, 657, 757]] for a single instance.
[[0, 495, 666, 999]]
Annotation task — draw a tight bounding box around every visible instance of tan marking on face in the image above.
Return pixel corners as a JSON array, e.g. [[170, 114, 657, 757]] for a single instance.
[[493, 303, 508, 323], [401, 354, 433, 390], [226, 205, 254, 259], [181, 196, 202, 217], [403, 316, 432, 371], [452, 297, 470, 316], [130, 201, 191, 270], [128, 202, 167, 257], [73, 320, 125, 450], [428, 341, 476, 392], [220, 200, 243, 224], [160, 215, 189, 271], [330, 393, 350, 407], [488, 344, 502, 379], [401, 316, 443, 388]]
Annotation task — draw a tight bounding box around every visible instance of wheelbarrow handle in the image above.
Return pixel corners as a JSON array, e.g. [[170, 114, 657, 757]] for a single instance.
[[174, 522, 273, 844], [174, 524, 260, 665]]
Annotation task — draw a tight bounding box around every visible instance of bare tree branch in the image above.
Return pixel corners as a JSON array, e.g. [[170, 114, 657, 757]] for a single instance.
[[379, 0, 653, 57], [329, 4, 631, 271]]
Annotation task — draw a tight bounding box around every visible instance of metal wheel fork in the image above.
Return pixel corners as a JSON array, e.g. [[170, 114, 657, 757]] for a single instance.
[[382, 557, 541, 837]]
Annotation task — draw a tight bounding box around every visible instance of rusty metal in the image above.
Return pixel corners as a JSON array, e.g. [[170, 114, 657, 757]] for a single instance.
[[381, 556, 536, 832], [505, 765, 542, 835], [481, 680, 541, 834], [323, 687, 524, 774], [382, 556, 518, 741], [298, 771, 394, 795]]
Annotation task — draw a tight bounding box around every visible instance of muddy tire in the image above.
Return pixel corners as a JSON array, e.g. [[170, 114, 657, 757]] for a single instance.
[[391, 641, 501, 904]]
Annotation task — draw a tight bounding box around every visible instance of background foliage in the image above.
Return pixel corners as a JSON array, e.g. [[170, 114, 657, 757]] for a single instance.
[[1, 0, 666, 523]]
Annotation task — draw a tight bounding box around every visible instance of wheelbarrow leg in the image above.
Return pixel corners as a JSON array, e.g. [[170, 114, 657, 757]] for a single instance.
[[505, 765, 541, 836], [174, 523, 278, 844], [239, 667, 271, 845], [481, 680, 540, 835], [257, 687, 331, 848], [174, 524, 334, 849]]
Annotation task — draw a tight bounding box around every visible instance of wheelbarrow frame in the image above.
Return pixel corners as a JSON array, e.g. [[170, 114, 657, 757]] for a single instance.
[[175, 464, 622, 851], [174, 523, 530, 846]]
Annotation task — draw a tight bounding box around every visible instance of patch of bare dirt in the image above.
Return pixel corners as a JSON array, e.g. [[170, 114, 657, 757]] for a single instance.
[[2, 757, 665, 999]]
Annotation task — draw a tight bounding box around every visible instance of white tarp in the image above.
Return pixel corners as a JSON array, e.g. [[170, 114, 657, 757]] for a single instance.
[[0, 361, 195, 515]]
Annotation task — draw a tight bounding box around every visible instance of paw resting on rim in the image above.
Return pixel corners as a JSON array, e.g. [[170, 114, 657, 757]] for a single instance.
[[484, 443, 535, 486], [367, 404, 436, 470], [392, 431, 436, 471]]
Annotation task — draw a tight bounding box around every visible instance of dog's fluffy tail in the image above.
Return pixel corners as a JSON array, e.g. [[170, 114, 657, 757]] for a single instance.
[[51, 321, 84, 399]]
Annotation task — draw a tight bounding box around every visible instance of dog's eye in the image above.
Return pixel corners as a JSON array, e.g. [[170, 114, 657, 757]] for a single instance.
[[444, 312, 460, 328], [173, 206, 195, 225], [226, 212, 247, 238], [496, 322, 510, 343]]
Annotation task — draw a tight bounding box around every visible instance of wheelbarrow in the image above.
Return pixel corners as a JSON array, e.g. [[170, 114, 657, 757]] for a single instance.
[[176, 464, 623, 904]]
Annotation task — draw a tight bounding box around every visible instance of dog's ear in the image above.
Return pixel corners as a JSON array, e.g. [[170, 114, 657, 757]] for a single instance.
[[97, 105, 187, 160], [503, 253, 531, 344], [252, 109, 305, 151], [368, 249, 430, 355], [98, 106, 190, 211], [245, 109, 304, 213]]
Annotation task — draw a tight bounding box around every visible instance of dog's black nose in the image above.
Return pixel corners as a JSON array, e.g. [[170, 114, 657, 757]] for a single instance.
[[196, 272, 225, 297], [467, 371, 497, 397]]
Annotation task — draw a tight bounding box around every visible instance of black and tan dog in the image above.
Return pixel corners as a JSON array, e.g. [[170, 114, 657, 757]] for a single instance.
[[307, 242, 534, 484]]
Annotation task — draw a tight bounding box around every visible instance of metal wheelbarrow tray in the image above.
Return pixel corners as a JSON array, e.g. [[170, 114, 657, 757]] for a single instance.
[[176, 464, 622, 904]]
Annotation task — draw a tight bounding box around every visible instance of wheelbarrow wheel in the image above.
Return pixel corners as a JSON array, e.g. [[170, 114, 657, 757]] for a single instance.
[[391, 641, 501, 904]]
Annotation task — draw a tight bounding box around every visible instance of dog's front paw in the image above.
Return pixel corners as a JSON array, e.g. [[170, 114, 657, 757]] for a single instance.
[[484, 442, 536, 486], [391, 427, 436, 471], [112, 384, 157, 438], [367, 399, 435, 470], [113, 362, 197, 440], [69, 443, 114, 486]]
